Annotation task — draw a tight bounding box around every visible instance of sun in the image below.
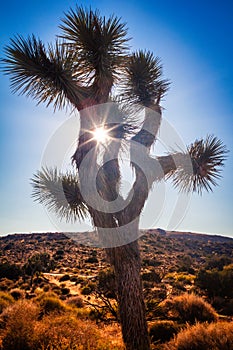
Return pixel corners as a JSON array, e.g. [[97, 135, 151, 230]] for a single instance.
[[92, 127, 109, 143]]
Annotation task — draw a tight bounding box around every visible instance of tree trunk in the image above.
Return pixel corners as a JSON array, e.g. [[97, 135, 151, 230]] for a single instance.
[[106, 238, 150, 350]]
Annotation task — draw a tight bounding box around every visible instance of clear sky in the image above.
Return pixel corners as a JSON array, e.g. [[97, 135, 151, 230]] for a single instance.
[[0, 0, 232, 237]]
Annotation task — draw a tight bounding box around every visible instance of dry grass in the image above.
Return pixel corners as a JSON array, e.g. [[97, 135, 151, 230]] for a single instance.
[[0, 292, 14, 314], [164, 321, 233, 350], [34, 315, 124, 350], [160, 293, 218, 324], [0, 299, 39, 350], [0, 299, 124, 350]]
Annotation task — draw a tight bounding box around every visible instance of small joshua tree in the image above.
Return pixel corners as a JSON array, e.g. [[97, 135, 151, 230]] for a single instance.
[[2, 6, 227, 349]]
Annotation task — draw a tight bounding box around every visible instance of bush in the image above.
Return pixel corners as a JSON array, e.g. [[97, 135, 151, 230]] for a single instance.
[[0, 261, 21, 280], [23, 253, 55, 277], [196, 266, 233, 298], [59, 274, 70, 282], [81, 286, 92, 295], [85, 256, 98, 263], [36, 293, 66, 315], [1, 299, 39, 350], [160, 293, 218, 324], [142, 271, 161, 283], [164, 321, 233, 350], [1, 302, 124, 350], [66, 295, 84, 308], [98, 269, 116, 298], [0, 292, 14, 313], [33, 314, 124, 350], [0, 278, 15, 291], [149, 320, 180, 344], [10, 288, 25, 300], [61, 287, 70, 295], [205, 255, 232, 271]]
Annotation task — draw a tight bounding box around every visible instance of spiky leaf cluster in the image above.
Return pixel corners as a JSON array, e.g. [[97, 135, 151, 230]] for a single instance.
[[2, 35, 86, 110], [122, 50, 170, 107], [31, 167, 88, 222], [171, 135, 228, 194], [60, 6, 130, 88]]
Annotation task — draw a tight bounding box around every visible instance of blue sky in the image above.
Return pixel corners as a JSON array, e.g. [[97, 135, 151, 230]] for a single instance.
[[0, 0, 232, 237]]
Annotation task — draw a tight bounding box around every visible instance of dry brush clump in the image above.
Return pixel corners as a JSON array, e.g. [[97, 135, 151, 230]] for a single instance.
[[149, 320, 180, 344], [160, 293, 218, 324], [33, 315, 124, 350], [0, 299, 39, 350], [0, 292, 14, 314], [0, 298, 124, 350], [35, 292, 67, 316], [163, 321, 233, 350]]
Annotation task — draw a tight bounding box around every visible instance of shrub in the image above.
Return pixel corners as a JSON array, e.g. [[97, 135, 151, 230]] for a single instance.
[[0, 261, 21, 280], [66, 295, 84, 308], [149, 320, 180, 344], [205, 255, 232, 270], [70, 276, 78, 282], [0, 278, 15, 291], [160, 293, 218, 324], [59, 274, 70, 282], [164, 321, 233, 350], [85, 256, 98, 263], [33, 314, 124, 350], [61, 287, 70, 296], [10, 288, 25, 300], [23, 253, 55, 277], [196, 266, 233, 298], [1, 299, 39, 350], [36, 292, 66, 315], [142, 271, 161, 283], [0, 292, 14, 313], [81, 286, 92, 295], [98, 269, 116, 298]]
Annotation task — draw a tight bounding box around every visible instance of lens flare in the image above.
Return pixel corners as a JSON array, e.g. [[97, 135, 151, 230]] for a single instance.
[[93, 127, 109, 143]]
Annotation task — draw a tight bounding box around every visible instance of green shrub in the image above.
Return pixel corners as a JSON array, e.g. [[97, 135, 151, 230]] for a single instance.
[[160, 293, 218, 324], [149, 320, 180, 344], [164, 321, 233, 350]]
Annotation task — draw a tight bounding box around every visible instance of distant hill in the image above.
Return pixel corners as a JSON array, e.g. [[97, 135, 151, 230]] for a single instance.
[[1, 229, 233, 244], [1, 229, 232, 272]]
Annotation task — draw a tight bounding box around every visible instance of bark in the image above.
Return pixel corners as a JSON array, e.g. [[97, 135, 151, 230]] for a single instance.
[[106, 239, 150, 350]]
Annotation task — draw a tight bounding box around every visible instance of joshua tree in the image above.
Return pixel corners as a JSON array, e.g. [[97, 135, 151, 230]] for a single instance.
[[2, 6, 227, 350]]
